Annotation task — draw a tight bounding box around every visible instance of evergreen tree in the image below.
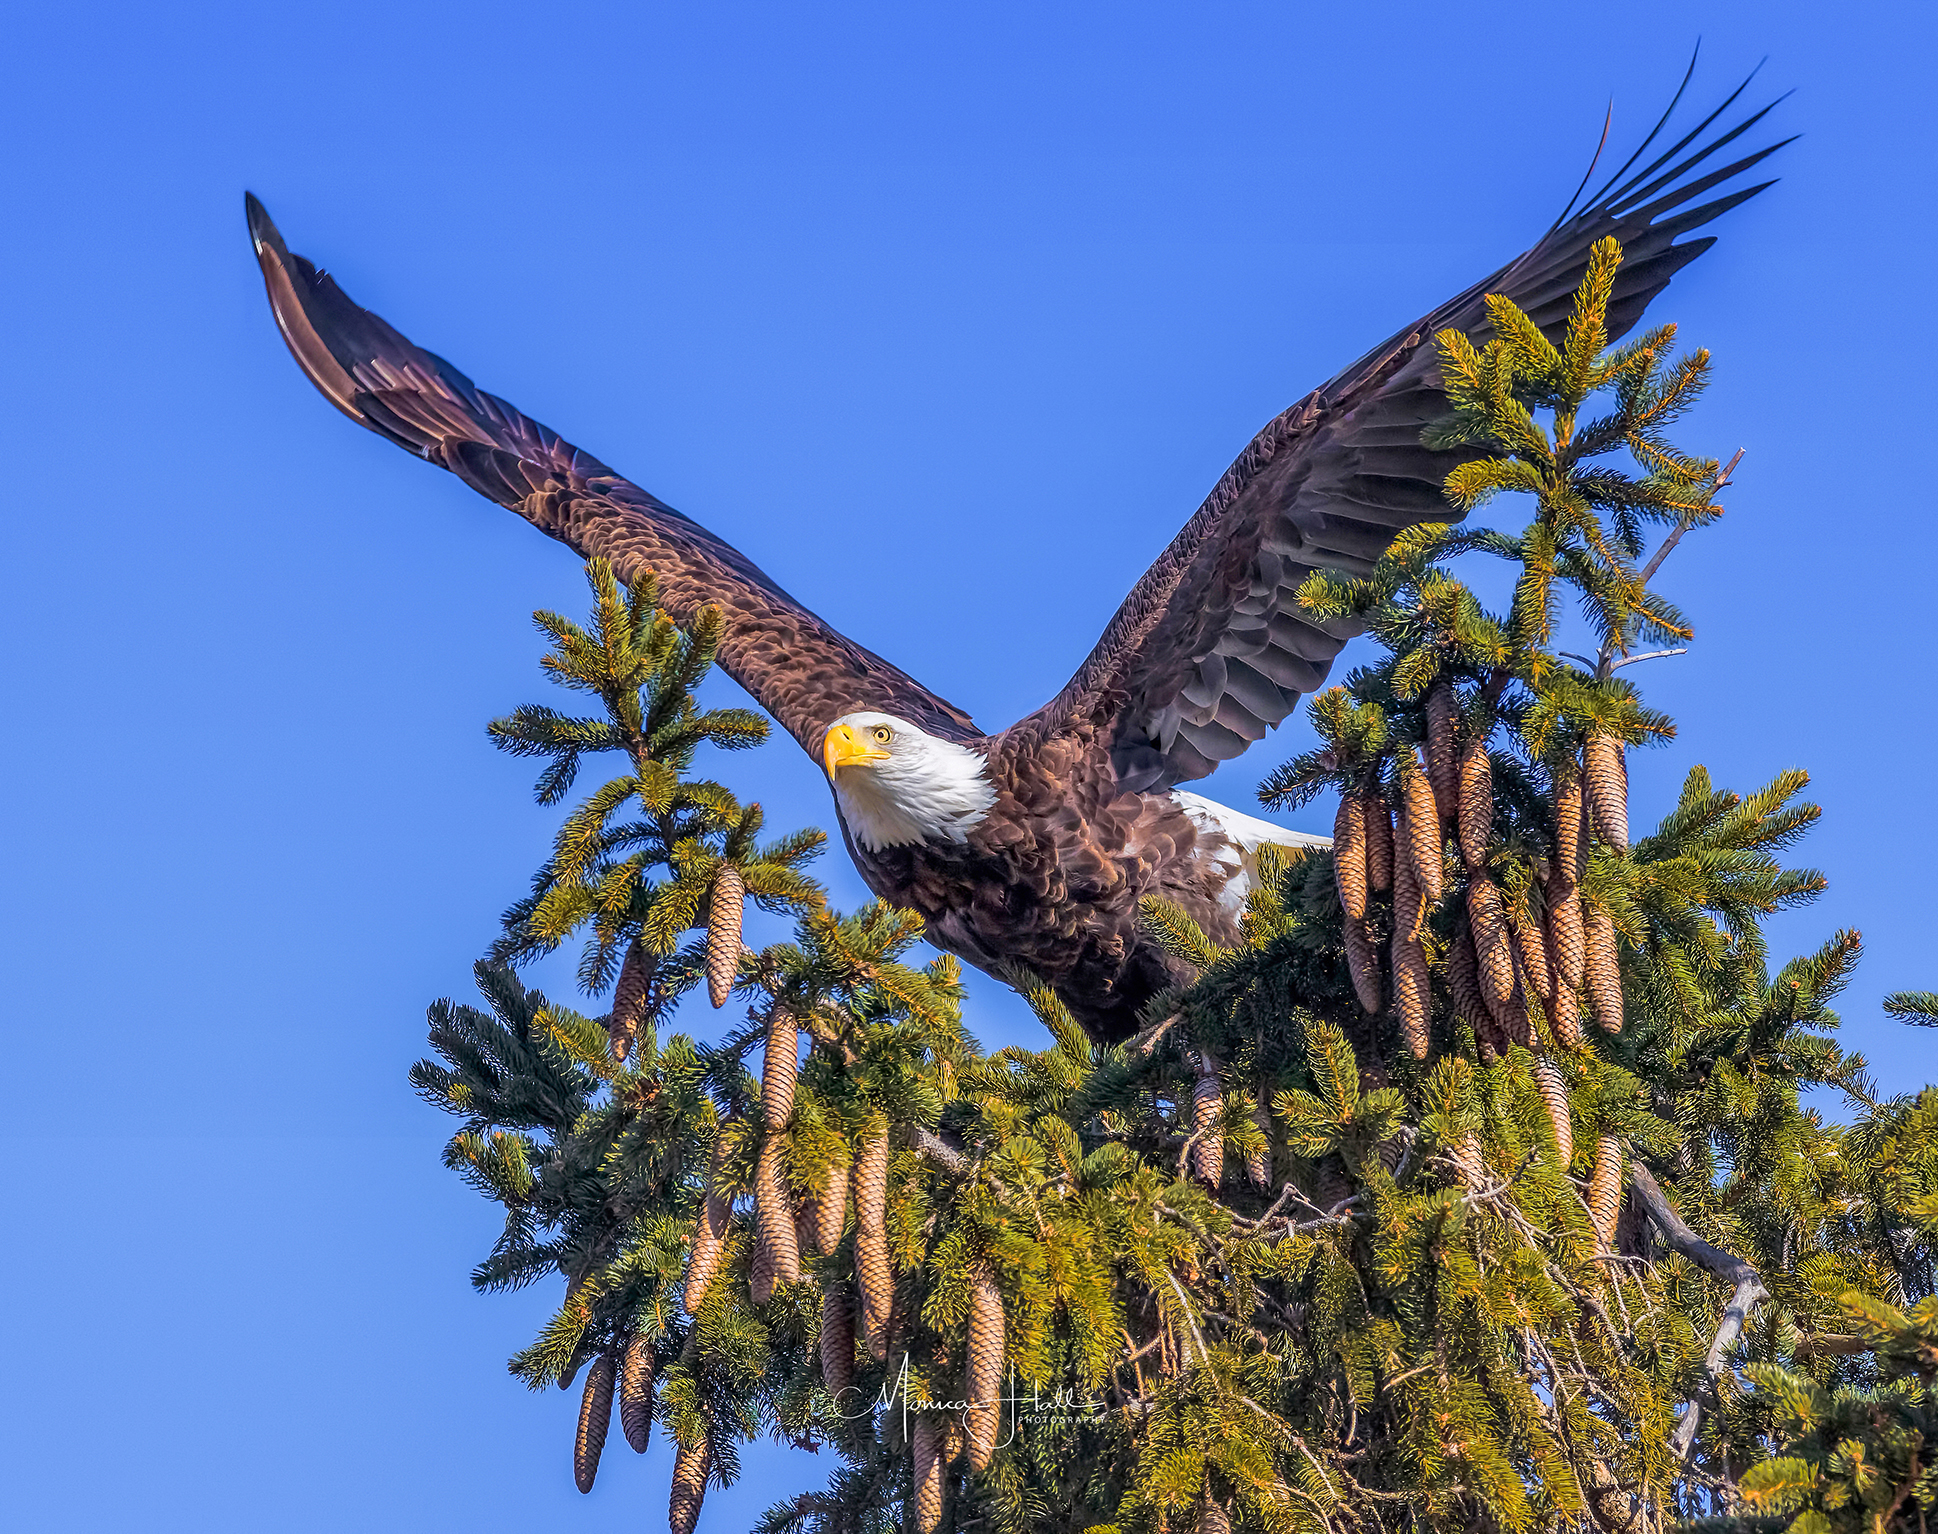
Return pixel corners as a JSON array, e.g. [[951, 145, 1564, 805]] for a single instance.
[[412, 246, 1938, 1534]]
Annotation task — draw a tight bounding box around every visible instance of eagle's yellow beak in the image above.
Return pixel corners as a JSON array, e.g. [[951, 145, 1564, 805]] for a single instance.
[[823, 723, 890, 776]]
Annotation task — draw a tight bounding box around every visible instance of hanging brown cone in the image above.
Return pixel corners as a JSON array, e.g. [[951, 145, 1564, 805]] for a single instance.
[[793, 1198, 818, 1262], [1466, 873, 1515, 1005], [1199, 1483, 1233, 1534], [573, 1351, 616, 1494], [1246, 1092, 1273, 1188], [1448, 1132, 1488, 1189], [1401, 755, 1444, 904], [609, 939, 656, 1063], [668, 1431, 711, 1534], [760, 1008, 800, 1130], [1584, 734, 1630, 855], [682, 1137, 734, 1315], [1343, 913, 1382, 1013], [705, 864, 745, 1008], [1456, 735, 1493, 871], [1363, 791, 1395, 893], [1549, 881, 1586, 990], [1554, 761, 1586, 884], [964, 1265, 1005, 1471], [1190, 1053, 1224, 1187], [1393, 835, 1426, 943], [1549, 974, 1584, 1048], [1333, 792, 1368, 920], [1315, 1155, 1353, 1212], [619, 1330, 655, 1455], [1512, 892, 1555, 1006], [750, 1136, 800, 1306], [1450, 920, 1503, 1061], [819, 1280, 855, 1400], [1495, 970, 1534, 1050], [912, 1413, 945, 1534], [1585, 902, 1624, 1035], [854, 1128, 894, 1361], [810, 1156, 850, 1256], [1531, 1055, 1573, 1167], [1424, 681, 1459, 822], [1588, 1133, 1624, 1247], [1391, 916, 1430, 1060]]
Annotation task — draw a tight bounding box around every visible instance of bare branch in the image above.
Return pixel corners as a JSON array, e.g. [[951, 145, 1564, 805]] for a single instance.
[[1128, 1012, 1180, 1059], [908, 1124, 969, 1175], [1631, 1162, 1767, 1458], [1607, 647, 1687, 672]]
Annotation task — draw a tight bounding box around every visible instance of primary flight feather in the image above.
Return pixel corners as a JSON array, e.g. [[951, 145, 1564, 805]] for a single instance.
[[248, 79, 1785, 1042]]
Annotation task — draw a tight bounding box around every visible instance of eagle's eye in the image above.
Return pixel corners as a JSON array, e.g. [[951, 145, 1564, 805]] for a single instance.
[[872, 726, 893, 744]]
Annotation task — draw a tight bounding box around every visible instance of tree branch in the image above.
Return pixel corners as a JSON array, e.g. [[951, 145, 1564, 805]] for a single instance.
[[908, 1124, 969, 1175], [1607, 647, 1687, 672], [1631, 1162, 1767, 1458]]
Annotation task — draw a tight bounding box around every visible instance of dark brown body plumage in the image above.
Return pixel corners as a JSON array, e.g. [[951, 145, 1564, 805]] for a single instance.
[[852, 731, 1240, 1041], [245, 91, 1782, 1040]]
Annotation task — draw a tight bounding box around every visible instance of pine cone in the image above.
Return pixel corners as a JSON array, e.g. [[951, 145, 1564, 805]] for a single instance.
[[1363, 791, 1395, 893], [1585, 902, 1624, 1034], [1391, 919, 1430, 1061], [1549, 975, 1583, 1048], [1425, 681, 1459, 822], [1343, 913, 1382, 1013], [1449, 1132, 1488, 1189], [1315, 1156, 1353, 1213], [1450, 920, 1503, 1061], [1494, 971, 1534, 1050], [1333, 792, 1367, 920], [1531, 1054, 1573, 1167], [964, 1265, 1005, 1472], [1199, 1484, 1233, 1534], [1512, 892, 1555, 1006], [1588, 1133, 1624, 1247], [1190, 1055, 1224, 1187], [820, 1279, 855, 1400], [1393, 835, 1427, 944], [1549, 881, 1586, 990], [574, 1352, 615, 1494], [609, 939, 656, 1063], [1554, 761, 1585, 883], [620, 1330, 655, 1454], [1456, 735, 1492, 871], [705, 864, 745, 1008], [761, 1008, 800, 1131], [854, 1128, 894, 1361], [1402, 755, 1444, 905], [682, 1139, 734, 1315], [1466, 873, 1515, 1005], [1585, 734, 1630, 855], [912, 1413, 945, 1534], [1246, 1092, 1273, 1189], [810, 1155, 850, 1256], [668, 1431, 711, 1534], [750, 1135, 800, 1306]]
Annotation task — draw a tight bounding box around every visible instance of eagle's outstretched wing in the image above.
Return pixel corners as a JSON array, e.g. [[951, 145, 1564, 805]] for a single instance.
[[246, 195, 978, 753], [1015, 75, 1790, 793]]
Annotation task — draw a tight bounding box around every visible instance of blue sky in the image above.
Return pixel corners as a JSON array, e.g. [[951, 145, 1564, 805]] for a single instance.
[[2, 2, 1933, 1528]]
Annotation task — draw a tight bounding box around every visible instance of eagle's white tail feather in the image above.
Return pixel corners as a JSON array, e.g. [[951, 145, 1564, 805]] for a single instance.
[[1171, 791, 1332, 914]]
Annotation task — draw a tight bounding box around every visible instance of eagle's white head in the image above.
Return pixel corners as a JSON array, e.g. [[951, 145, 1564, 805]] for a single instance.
[[820, 712, 997, 852]]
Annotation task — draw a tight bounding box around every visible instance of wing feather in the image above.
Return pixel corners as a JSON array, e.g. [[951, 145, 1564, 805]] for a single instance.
[[1010, 78, 1787, 794], [245, 196, 976, 754]]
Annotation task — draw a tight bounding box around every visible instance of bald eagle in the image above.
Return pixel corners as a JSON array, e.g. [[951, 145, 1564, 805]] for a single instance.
[[247, 85, 1784, 1042]]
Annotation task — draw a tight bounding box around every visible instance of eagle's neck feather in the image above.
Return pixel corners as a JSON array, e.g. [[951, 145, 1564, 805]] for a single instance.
[[836, 737, 997, 852]]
